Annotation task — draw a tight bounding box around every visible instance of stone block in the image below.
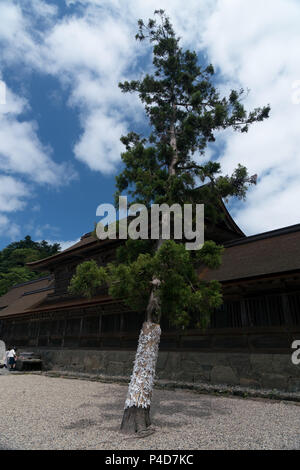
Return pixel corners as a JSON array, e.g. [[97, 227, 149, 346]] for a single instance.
[[239, 377, 261, 388], [156, 352, 169, 371], [272, 354, 300, 377], [211, 365, 239, 385], [171, 369, 195, 383], [250, 354, 273, 373], [107, 361, 124, 376], [287, 378, 300, 392], [183, 352, 227, 366], [260, 373, 288, 390], [31, 348, 300, 393]]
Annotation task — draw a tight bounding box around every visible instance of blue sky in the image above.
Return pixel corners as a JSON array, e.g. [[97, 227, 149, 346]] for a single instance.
[[0, 0, 300, 250]]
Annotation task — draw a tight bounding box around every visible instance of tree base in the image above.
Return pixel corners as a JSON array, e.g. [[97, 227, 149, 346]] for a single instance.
[[120, 406, 154, 436]]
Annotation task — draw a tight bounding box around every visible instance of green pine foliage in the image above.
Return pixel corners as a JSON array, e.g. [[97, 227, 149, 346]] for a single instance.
[[115, 11, 269, 209], [69, 11, 270, 329], [69, 240, 224, 328], [68, 260, 106, 300], [0, 236, 61, 296]]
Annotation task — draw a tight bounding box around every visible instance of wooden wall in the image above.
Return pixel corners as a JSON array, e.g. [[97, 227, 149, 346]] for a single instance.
[[1, 290, 300, 354]]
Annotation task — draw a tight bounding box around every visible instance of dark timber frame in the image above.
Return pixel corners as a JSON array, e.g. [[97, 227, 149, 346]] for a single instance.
[[1, 220, 300, 356]]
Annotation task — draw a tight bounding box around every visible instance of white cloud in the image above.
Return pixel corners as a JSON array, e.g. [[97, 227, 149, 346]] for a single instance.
[[234, 175, 300, 233], [0, 79, 76, 243], [0, 0, 300, 237], [39, 10, 141, 173], [0, 214, 21, 240], [0, 0, 212, 176], [0, 1, 40, 67], [200, 0, 300, 234], [45, 238, 80, 251], [25, 0, 58, 19], [0, 2, 76, 243], [74, 110, 127, 173], [43, 14, 133, 76], [0, 85, 76, 186], [35, 224, 60, 239], [0, 176, 29, 213]]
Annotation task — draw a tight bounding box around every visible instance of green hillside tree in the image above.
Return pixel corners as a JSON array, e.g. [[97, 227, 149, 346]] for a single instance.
[[0, 236, 61, 295], [69, 11, 270, 436]]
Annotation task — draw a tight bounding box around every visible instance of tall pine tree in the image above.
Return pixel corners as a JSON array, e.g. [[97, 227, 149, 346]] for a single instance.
[[69, 11, 270, 436]]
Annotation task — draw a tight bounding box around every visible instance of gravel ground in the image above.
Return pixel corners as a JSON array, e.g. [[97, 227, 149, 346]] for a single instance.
[[0, 371, 299, 450]]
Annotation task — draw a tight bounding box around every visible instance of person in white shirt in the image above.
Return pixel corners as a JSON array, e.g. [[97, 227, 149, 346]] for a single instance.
[[8, 347, 17, 370]]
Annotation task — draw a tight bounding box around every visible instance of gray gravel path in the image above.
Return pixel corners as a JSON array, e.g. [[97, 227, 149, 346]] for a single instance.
[[0, 373, 299, 450]]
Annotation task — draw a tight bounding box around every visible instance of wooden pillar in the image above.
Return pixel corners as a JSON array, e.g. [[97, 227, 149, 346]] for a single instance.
[[36, 320, 40, 348], [98, 313, 102, 337], [47, 319, 50, 347], [240, 299, 249, 327], [97, 313, 102, 348], [281, 294, 293, 326], [120, 312, 124, 332], [79, 316, 83, 347], [61, 317, 67, 349]]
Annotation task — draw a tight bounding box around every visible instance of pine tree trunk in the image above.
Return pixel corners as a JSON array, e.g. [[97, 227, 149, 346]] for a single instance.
[[120, 100, 178, 436], [120, 321, 161, 436]]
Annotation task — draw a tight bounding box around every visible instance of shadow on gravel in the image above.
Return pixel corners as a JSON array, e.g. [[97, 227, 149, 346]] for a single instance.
[[64, 418, 98, 430], [68, 391, 232, 432]]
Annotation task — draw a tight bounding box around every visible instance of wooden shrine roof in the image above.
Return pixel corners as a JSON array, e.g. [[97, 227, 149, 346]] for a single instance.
[[1, 223, 300, 320], [202, 223, 300, 283]]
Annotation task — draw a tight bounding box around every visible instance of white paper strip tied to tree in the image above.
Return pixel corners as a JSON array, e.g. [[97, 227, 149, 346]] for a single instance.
[[120, 321, 161, 435], [0, 340, 6, 363]]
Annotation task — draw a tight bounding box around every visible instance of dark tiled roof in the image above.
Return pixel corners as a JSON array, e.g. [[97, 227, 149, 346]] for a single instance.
[[0, 276, 53, 309], [27, 200, 246, 271], [202, 225, 300, 282], [0, 274, 113, 319], [0, 288, 54, 317], [27, 233, 117, 270], [2, 224, 300, 319], [0, 277, 54, 318]]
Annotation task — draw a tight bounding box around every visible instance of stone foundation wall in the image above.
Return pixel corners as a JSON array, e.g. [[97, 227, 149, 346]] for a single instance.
[[28, 348, 300, 392]]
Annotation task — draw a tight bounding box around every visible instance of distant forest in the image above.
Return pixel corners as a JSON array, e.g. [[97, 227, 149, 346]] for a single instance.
[[0, 236, 61, 296]]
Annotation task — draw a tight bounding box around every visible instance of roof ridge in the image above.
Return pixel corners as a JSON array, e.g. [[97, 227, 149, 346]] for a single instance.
[[22, 286, 54, 296], [80, 232, 92, 239], [224, 223, 300, 248], [9, 275, 52, 290]]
